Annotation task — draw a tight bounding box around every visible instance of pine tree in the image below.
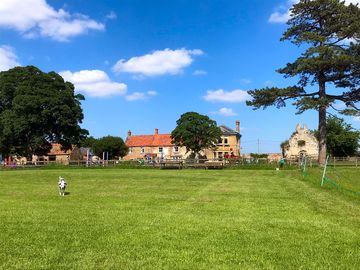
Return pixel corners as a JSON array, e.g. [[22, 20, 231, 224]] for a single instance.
[[246, 0, 360, 164]]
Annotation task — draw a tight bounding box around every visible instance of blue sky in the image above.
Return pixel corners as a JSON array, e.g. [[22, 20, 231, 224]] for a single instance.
[[1, 0, 359, 153]]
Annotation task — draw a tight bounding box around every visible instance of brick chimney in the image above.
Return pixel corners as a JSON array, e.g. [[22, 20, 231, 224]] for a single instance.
[[236, 120, 240, 133], [127, 130, 132, 137], [155, 128, 159, 135]]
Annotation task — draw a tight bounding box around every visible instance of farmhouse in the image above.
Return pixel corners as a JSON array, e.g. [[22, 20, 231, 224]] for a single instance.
[[123, 128, 187, 160], [206, 121, 241, 160], [123, 121, 241, 161], [284, 124, 318, 159]]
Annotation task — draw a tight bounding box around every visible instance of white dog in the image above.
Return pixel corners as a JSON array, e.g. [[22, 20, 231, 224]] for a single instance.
[[58, 176, 67, 196]]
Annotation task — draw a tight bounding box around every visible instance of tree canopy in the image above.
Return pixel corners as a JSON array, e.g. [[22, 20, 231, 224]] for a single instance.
[[246, 0, 360, 164], [84, 136, 128, 159], [0, 66, 88, 158], [314, 116, 360, 157], [171, 112, 222, 156]]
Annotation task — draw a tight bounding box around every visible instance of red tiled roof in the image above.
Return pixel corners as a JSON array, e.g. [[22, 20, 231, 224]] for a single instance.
[[126, 134, 174, 147]]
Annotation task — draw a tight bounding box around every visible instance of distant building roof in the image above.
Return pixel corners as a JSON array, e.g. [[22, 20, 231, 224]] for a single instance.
[[126, 134, 173, 147], [219, 125, 241, 136]]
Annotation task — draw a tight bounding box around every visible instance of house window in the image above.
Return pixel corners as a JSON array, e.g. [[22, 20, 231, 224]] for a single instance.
[[141, 147, 145, 153], [224, 137, 228, 144], [158, 147, 163, 153], [174, 146, 179, 152], [129, 147, 133, 153], [218, 138, 223, 144]]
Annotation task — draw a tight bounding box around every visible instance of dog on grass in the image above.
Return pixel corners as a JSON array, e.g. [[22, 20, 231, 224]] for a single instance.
[[58, 176, 67, 196]]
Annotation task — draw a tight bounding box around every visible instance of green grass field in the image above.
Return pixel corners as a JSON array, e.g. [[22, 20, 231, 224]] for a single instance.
[[1, 168, 359, 269]]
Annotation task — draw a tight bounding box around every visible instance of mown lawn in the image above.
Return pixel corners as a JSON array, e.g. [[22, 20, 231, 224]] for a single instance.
[[0, 168, 359, 269]]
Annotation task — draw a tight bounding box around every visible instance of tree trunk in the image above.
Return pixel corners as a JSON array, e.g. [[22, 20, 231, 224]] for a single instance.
[[318, 105, 327, 165], [318, 74, 327, 166]]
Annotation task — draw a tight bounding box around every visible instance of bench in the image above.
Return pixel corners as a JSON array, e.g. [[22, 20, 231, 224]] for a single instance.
[[203, 161, 224, 169], [159, 161, 183, 169], [184, 161, 224, 169]]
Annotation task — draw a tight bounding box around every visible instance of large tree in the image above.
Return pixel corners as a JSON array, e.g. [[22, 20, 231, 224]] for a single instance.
[[171, 112, 222, 158], [91, 136, 128, 159], [0, 66, 88, 158], [314, 116, 360, 157], [246, 0, 360, 164]]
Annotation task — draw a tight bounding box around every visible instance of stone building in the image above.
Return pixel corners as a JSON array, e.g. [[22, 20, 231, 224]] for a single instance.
[[284, 124, 318, 159], [203, 121, 241, 159], [123, 121, 241, 161]]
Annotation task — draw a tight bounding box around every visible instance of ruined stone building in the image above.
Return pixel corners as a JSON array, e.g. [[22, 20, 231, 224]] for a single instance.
[[283, 124, 318, 159]]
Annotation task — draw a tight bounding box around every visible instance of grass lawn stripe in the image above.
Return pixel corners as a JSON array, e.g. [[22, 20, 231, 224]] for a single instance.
[[0, 169, 359, 269]]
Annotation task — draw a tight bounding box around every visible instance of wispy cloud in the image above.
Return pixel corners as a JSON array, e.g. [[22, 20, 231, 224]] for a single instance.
[[112, 48, 203, 77], [59, 70, 127, 97], [193, 69, 207, 76], [0, 0, 104, 41], [269, 0, 360, 24], [204, 89, 250, 103], [239, 78, 251, 84], [126, 91, 158, 101], [0, 45, 20, 71], [105, 11, 117, 20], [264, 80, 274, 87], [211, 107, 237, 117]]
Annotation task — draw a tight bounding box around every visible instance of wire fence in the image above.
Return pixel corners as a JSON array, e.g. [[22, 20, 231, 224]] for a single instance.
[[300, 156, 360, 198], [2, 156, 360, 170]]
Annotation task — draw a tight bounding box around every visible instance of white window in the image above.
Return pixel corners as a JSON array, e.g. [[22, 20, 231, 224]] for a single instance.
[[158, 147, 163, 153], [129, 147, 133, 153], [141, 147, 145, 153], [174, 146, 179, 152]]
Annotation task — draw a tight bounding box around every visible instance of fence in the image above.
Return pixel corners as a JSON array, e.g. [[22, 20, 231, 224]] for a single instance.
[[2, 156, 360, 170]]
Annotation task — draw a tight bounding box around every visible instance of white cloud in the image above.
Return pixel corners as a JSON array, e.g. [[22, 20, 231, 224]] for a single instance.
[[59, 70, 127, 97], [269, 11, 292, 23], [105, 11, 117, 20], [125, 91, 158, 101], [112, 48, 204, 77], [269, 0, 360, 24], [0, 0, 104, 41], [269, 0, 297, 23], [193, 69, 207, 76], [204, 89, 251, 103], [0, 45, 20, 71], [211, 107, 237, 117], [147, 91, 157, 96]]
